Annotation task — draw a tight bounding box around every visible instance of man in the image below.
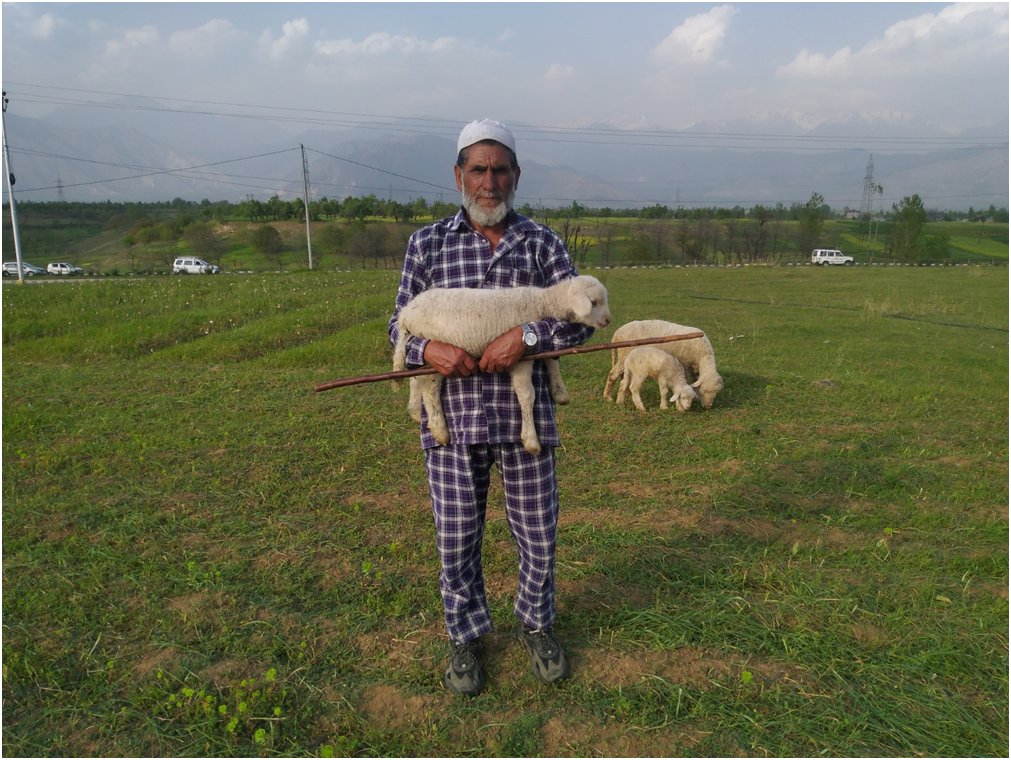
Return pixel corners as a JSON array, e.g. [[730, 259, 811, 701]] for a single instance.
[[388, 119, 595, 696]]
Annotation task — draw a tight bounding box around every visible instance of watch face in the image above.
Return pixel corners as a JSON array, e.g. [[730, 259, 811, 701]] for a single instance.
[[524, 330, 537, 346]]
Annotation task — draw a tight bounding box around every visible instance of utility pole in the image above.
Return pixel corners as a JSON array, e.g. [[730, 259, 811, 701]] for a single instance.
[[2, 91, 26, 283], [56, 174, 65, 202], [300, 144, 314, 270], [859, 155, 876, 255], [870, 184, 883, 261]]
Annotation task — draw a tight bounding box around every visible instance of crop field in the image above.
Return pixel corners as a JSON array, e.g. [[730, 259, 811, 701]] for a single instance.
[[2, 266, 1008, 757]]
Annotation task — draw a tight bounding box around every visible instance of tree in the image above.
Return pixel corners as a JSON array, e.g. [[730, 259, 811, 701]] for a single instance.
[[889, 194, 926, 259], [798, 192, 825, 254], [315, 223, 346, 266], [557, 215, 592, 265], [183, 221, 225, 266], [251, 224, 284, 270]]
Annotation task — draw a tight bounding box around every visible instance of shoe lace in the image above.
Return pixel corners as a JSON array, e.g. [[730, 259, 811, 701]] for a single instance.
[[450, 639, 479, 667], [526, 628, 559, 658]]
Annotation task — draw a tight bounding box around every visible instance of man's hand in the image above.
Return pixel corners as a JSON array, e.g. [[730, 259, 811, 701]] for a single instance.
[[423, 340, 479, 378], [479, 325, 525, 374]]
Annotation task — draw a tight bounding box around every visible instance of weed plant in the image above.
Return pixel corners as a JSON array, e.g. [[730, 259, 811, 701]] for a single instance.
[[2, 266, 1007, 757]]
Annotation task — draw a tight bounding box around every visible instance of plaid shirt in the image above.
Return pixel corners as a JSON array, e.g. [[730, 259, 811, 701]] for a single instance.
[[389, 208, 595, 449]]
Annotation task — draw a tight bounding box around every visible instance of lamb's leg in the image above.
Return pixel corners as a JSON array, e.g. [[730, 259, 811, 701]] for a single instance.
[[509, 361, 541, 456], [616, 367, 631, 406], [603, 360, 624, 401], [630, 375, 647, 412], [546, 358, 570, 405], [602, 349, 620, 400], [658, 377, 670, 410], [417, 375, 450, 446], [407, 377, 423, 424]]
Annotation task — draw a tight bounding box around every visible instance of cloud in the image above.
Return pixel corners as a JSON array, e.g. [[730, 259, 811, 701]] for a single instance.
[[778, 2, 1008, 79], [651, 4, 739, 66], [3, 5, 67, 40], [542, 63, 577, 91], [258, 18, 310, 61], [314, 32, 457, 58], [29, 12, 65, 40], [104, 25, 160, 58], [545, 63, 576, 80], [169, 19, 242, 59]]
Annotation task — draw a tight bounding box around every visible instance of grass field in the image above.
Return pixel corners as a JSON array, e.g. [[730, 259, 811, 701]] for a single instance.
[[2, 266, 1008, 757]]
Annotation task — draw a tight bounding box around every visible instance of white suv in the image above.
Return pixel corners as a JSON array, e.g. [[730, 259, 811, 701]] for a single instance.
[[47, 262, 84, 276], [172, 257, 220, 274], [811, 249, 854, 266]]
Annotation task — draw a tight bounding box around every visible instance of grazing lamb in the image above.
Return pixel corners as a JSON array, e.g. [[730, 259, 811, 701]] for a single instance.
[[603, 320, 724, 409], [616, 346, 698, 412], [392, 275, 611, 455]]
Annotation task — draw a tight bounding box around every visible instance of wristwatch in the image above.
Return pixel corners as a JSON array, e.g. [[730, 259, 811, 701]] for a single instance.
[[521, 324, 538, 351]]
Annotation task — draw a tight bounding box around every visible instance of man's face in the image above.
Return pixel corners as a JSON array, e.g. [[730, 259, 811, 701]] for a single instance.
[[455, 142, 520, 229]]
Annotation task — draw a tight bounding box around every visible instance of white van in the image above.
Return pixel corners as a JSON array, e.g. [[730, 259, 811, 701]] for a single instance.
[[811, 249, 854, 266], [172, 257, 220, 274]]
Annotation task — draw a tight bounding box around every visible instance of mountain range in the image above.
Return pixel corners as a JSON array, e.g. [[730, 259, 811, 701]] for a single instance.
[[4, 100, 1007, 212]]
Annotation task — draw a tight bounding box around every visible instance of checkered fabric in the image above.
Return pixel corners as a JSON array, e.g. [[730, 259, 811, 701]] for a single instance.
[[388, 208, 595, 449], [425, 443, 559, 642]]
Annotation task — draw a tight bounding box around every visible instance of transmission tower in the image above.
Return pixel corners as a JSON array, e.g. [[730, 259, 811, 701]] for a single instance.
[[56, 174, 65, 202], [859, 155, 876, 253]]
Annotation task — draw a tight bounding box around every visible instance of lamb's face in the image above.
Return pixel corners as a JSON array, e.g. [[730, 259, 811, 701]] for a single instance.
[[670, 385, 699, 413], [570, 276, 611, 329]]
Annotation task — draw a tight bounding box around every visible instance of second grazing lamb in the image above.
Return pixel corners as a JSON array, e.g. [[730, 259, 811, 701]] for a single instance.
[[392, 275, 611, 455], [603, 320, 724, 409], [616, 346, 698, 412]]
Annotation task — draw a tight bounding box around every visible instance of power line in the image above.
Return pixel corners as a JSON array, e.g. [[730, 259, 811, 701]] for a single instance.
[[5, 80, 1006, 152]]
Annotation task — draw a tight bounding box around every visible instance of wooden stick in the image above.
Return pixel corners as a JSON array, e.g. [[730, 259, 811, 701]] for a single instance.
[[313, 332, 704, 392]]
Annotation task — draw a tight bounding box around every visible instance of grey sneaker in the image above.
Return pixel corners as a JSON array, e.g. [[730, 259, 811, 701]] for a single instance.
[[444, 639, 485, 696], [516, 625, 570, 685]]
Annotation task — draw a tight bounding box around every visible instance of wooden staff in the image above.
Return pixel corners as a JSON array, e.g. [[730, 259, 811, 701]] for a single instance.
[[314, 332, 704, 392]]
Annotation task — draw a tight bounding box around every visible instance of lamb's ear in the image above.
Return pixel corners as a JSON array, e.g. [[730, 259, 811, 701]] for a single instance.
[[692, 378, 703, 388], [570, 280, 593, 323]]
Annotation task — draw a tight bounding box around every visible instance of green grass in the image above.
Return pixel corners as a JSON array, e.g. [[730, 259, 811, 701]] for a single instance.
[[3, 267, 1008, 757]]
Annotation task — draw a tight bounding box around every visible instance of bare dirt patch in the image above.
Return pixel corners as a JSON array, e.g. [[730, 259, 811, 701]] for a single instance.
[[541, 713, 703, 757], [578, 644, 801, 692], [361, 684, 447, 729], [132, 647, 179, 679]]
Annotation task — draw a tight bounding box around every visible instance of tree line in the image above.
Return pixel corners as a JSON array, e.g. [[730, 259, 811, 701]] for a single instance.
[[4, 193, 1008, 272]]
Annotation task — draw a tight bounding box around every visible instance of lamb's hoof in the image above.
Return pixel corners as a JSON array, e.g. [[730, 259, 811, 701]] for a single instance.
[[409, 411, 423, 424], [523, 441, 542, 457], [553, 392, 571, 406]]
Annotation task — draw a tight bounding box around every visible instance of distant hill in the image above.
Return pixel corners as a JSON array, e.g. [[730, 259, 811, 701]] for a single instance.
[[4, 110, 1007, 212]]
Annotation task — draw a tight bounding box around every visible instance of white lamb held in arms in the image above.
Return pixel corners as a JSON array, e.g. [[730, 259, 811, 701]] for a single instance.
[[603, 319, 724, 409], [392, 275, 611, 455], [616, 346, 698, 412]]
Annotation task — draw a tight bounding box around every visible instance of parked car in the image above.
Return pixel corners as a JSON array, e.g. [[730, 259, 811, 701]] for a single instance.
[[3, 261, 45, 277], [810, 249, 854, 266], [47, 262, 84, 276], [172, 257, 220, 275]]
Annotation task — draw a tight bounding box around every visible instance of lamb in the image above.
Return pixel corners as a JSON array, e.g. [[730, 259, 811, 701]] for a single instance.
[[615, 346, 699, 412], [392, 275, 611, 455], [603, 320, 724, 409]]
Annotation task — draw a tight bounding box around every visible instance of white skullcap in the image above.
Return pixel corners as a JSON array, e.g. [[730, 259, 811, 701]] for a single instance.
[[457, 118, 516, 156]]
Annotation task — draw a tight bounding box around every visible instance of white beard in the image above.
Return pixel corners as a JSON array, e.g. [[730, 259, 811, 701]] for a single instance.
[[462, 185, 515, 228]]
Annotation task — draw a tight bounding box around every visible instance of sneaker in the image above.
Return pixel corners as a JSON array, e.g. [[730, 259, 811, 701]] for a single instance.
[[444, 639, 485, 696], [516, 625, 570, 685]]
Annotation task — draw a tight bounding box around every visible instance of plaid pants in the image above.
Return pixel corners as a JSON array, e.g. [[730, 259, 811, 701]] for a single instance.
[[424, 443, 559, 643]]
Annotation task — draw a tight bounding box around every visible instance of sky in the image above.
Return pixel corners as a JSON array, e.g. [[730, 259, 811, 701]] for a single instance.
[[2, 1, 1009, 137]]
